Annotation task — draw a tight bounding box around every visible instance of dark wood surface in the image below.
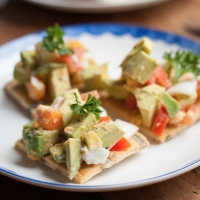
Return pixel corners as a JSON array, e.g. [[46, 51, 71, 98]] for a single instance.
[[1, 0, 200, 199]]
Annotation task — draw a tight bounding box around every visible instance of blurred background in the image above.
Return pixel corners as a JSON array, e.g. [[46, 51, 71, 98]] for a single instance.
[[0, 0, 200, 46]]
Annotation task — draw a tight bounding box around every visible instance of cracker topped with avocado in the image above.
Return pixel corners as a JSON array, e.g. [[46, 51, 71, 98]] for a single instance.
[[4, 24, 100, 116], [97, 37, 200, 143], [15, 88, 149, 184]]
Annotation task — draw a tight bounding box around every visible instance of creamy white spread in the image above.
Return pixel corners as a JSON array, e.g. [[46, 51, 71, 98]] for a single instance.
[[81, 146, 109, 165]]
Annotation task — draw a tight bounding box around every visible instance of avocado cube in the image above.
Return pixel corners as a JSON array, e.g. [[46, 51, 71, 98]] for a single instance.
[[136, 92, 158, 128], [123, 51, 157, 84], [121, 37, 154, 68], [82, 131, 102, 150], [23, 123, 59, 157], [49, 142, 66, 163], [82, 64, 106, 91], [48, 67, 71, 101], [64, 113, 98, 139], [101, 64, 129, 99], [93, 122, 124, 150], [142, 84, 166, 96], [36, 62, 66, 82], [161, 92, 180, 118], [63, 138, 82, 180], [58, 89, 83, 127], [21, 50, 37, 70], [14, 62, 31, 84]]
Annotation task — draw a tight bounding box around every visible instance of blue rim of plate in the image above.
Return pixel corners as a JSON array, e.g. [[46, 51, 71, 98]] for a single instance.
[[1, 23, 200, 192]]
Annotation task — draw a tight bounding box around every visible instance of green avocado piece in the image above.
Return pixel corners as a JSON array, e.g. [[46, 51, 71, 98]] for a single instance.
[[82, 131, 102, 150], [136, 92, 158, 128], [101, 65, 129, 99], [161, 92, 180, 118], [49, 142, 66, 163], [92, 122, 124, 150], [36, 62, 65, 82], [142, 84, 166, 96], [13, 62, 31, 84], [58, 89, 83, 127], [63, 138, 82, 180], [22, 123, 59, 157], [121, 37, 154, 68], [176, 92, 197, 109], [48, 67, 71, 101], [65, 113, 97, 139], [123, 51, 157, 84], [21, 50, 37, 70], [82, 64, 106, 91]]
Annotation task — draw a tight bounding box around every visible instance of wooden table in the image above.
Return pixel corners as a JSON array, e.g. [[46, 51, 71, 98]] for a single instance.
[[1, 0, 200, 199]]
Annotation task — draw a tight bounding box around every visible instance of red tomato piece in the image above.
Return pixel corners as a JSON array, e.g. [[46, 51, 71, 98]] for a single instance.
[[110, 137, 131, 151], [154, 66, 168, 87], [71, 47, 85, 60], [81, 90, 100, 101], [58, 54, 83, 74], [152, 106, 169, 136], [126, 94, 137, 110], [98, 116, 111, 123], [145, 66, 168, 87]]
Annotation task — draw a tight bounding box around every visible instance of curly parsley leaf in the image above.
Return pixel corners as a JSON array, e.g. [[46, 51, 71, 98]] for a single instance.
[[70, 93, 102, 119], [42, 23, 74, 55], [164, 50, 200, 83]]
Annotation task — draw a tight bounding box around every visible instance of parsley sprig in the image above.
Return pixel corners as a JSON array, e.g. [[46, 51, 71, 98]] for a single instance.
[[70, 93, 102, 119], [164, 50, 200, 83], [42, 23, 74, 55]]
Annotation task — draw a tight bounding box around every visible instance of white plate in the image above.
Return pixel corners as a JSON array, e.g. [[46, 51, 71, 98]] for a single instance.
[[1, 23, 200, 192], [23, 0, 171, 13]]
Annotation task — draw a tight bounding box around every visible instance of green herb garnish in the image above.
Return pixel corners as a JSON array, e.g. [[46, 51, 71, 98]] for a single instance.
[[164, 50, 200, 83], [42, 23, 74, 55], [70, 93, 102, 119]]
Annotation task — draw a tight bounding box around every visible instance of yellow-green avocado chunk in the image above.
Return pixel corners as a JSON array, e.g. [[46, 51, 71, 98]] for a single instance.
[[22, 122, 59, 157], [92, 122, 124, 150], [121, 37, 154, 68], [123, 51, 157, 84], [58, 89, 83, 127], [162, 92, 180, 118], [63, 138, 82, 180], [48, 67, 71, 101], [64, 113, 98, 139], [135, 92, 158, 128]]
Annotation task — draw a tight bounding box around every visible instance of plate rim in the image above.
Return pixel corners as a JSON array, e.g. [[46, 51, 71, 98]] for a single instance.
[[22, 0, 171, 13], [1, 22, 200, 192]]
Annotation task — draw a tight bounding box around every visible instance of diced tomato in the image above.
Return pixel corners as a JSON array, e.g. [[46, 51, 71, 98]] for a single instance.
[[145, 66, 168, 87], [126, 94, 137, 110], [110, 137, 131, 151], [152, 106, 169, 136], [58, 54, 83, 74], [71, 47, 85, 60], [81, 90, 100, 101], [196, 80, 200, 101], [184, 104, 195, 112], [98, 116, 111, 123], [145, 75, 156, 86], [154, 66, 168, 87]]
